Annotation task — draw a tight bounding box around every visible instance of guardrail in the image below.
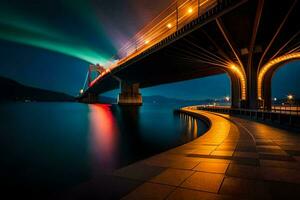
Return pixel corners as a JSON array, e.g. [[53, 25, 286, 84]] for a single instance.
[[193, 105, 300, 127], [87, 0, 236, 89], [271, 105, 300, 116], [117, 0, 218, 59], [105, 0, 233, 70]]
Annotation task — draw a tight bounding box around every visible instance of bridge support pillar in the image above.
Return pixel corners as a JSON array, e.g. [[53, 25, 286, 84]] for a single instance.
[[245, 67, 259, 110], [260, 71, 273, 111], [240, 53, 262, 109], [118, 82, 142, 106], [228, 71, 242, 109]]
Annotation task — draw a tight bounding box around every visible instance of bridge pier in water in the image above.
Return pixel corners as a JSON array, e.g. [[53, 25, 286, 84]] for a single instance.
[[118, 82, 142, 106]]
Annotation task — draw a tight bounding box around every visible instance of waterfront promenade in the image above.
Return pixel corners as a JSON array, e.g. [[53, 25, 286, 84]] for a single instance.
[[114, 107, 300, 199]]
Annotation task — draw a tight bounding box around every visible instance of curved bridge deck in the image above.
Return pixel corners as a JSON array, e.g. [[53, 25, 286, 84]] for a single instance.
[[115, 108, 300, 199]]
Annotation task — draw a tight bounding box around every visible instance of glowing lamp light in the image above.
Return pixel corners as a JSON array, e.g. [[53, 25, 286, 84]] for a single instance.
[[167, 23, 172, 29], [188, 8, 193, 14], [80, 89, 84, 94], [145, 40, 149, 44], [225, 96, 230, 102], [231, 64, 237, 70], [229, 63, 247, 100], [273, 97, 277, 101], [258, 52, 300, 100], [287, 94, 294, 100]]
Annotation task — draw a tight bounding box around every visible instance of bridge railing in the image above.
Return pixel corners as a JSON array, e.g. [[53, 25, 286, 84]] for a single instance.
[[195, 105, 300, 116], [86, 0, 224, 90], [271, 105, 300, 116], [112, 0, 218, 69], [193, 105, 300, 127]]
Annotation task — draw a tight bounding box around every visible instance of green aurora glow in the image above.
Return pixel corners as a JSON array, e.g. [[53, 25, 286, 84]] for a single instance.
[[0, 8, 110, 65]]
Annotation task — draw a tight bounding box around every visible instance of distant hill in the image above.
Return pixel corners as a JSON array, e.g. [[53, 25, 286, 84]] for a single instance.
[[0, 76, 75, 102]]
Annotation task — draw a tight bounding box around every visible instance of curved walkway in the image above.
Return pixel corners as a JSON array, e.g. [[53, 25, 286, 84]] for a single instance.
[[113, 107, 300, 200]]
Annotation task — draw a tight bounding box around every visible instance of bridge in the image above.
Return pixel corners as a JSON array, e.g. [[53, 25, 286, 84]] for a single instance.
[[79, 0, 300, 109]]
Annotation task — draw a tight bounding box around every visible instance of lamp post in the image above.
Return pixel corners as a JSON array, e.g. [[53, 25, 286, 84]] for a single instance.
[[225, 96, 230, 107], [287, 94, 294, 105], [287, 94, 295, 115], [287, 94, 294, 100], [80, 89, 84, 95]]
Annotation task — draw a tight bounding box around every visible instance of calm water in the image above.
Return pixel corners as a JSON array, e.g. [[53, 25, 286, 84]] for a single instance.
[[0, 102, 207, 198]]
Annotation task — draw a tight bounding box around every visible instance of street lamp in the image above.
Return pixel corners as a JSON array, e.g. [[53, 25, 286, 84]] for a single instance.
[[287, 94, 294, 100], [287, 94, 295, 108], [225, 96, 230, 102]]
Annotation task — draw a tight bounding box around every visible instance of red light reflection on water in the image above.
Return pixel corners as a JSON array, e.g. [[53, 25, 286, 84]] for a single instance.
[[89, 104, 118, 174]]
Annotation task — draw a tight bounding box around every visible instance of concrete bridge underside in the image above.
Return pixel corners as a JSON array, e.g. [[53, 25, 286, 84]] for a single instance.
[[81, 0, 300, 109]]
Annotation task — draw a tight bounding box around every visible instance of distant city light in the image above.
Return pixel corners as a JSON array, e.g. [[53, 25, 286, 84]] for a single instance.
[[225, 96, 230, 101], [287, 94, 294, 100], [188, 8, 193, 14], [273, 97, 277, 101], [80, 89, 84, 94]]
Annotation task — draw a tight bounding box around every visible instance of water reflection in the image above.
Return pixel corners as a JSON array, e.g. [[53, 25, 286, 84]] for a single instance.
[[0, 103, 208, 199], [179, 113, 201, 142], [89, 104, 119, 174], [88, 105, 206, 174]]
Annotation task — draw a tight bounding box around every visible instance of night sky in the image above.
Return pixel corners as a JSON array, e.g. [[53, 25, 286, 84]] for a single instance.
[[0, 0, 299, 100]]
